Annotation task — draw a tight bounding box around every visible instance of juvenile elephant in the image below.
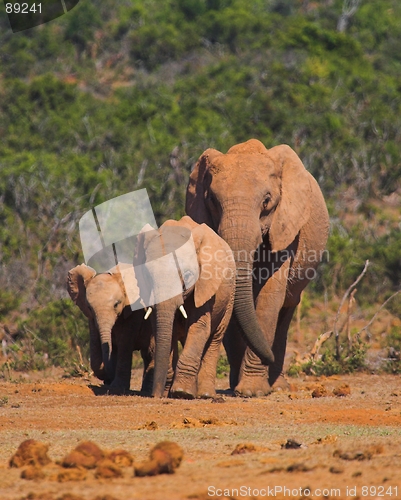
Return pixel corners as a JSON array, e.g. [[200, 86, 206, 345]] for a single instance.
[[67, 264, 153, 393], [186, 139, 329, 396], [136, 216, 235, 399]]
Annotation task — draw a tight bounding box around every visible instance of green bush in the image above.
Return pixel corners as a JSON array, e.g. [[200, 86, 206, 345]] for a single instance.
[[382, 326, 401, 374], [0, 290, 21, 319], [288, 339, 368, 377], [216, 354, 230, 378], [18, 300, 89, 368], [0, 0, 401, 370]]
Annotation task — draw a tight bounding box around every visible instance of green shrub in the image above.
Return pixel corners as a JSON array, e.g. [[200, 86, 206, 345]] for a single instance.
[[288, 339, 368, 377], [382, 326, 401, 374], [18, 299, 89, 369], [0, 290, 21, 319], [216, 354, 230, 378]]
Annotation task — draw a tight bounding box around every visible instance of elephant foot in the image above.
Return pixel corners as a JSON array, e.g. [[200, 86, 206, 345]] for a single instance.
[[271, 372, 290, 392], [170, 388, 196, 400], [170, 378, 197, 399], [197, 390, 216, 399], [197, 382, 216, 399], [108, 378, 130, 394], [234, 375, 272, 398]]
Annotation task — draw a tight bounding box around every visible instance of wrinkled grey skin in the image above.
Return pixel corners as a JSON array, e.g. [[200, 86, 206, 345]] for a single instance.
[[186, 139, 329, 397], [67, 264, 153, 393], [137, 216, 235, 399]]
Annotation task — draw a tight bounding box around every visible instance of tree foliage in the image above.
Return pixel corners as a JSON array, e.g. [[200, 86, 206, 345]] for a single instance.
[[0, 0, 400, 366]]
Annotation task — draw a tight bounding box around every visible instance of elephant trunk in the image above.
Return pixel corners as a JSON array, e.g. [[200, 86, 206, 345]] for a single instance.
[[219, 216, 275, 365], [95, 314, 116, 382], [152, 304, 176, 398], [89, 320, 107, 380]]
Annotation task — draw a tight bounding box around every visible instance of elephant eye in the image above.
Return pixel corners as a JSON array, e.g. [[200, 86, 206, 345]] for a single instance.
[[182, 270, 195, 288], [262, 194, 271, 211], [206, 191, 216, 205]]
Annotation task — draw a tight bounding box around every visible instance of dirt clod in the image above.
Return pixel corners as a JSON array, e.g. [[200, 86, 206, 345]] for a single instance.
[[282, 439, 304, 449], [311, 385, 329, 398], [329, 466, 344, 474], [314, 434, 338, 445], [21, 466, 46, 480], [287, 462, 313, 472], [334, 449, 371, 461], [93, 496, 121, 500], [95, 459, 123, 479], [231, 443, 257, 455], [137, 420, 158, 430], [58, 495, 86, 500], [20, 493, 55, 500], [134, 441, 184, 477], [107, 449, 134, 467], [57, 467, 87, 482], [333, 384, 351, 397], [76, 441, 104, 456], [10, 439, 51, 468], [61, 441, 105, 469]]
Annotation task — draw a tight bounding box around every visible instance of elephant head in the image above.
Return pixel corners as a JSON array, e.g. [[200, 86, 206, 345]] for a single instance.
[[67, 263, 136, 383], [186, 139, 314, 365], [136, 216, 232, 397]]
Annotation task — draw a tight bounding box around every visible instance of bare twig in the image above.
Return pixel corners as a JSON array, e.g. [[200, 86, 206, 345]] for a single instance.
[[295, 292, 303, 344], [311, 305, 355, 360], [337, 0, 361, 32], [334, 260, 369, 358], [356, 289, 401, 340], [76, 345, 84, 367], [310, 330, 333, 360], [347, 288, 357, 349]]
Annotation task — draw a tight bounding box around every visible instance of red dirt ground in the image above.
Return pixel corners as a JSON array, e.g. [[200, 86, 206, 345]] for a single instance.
[[0, 369, 400, 500]]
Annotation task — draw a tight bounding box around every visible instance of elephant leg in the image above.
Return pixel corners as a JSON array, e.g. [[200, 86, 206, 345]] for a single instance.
[[197, 320, 226, 399], [268, 306, 296, 387], [235, 260, 289, 397], [140, 322, 155, 395], [141, 342, 173, 397], [141, 357, 154, 395], [170, 307, 211, 400], [223, 316, 247, 391], [110, 325, 134, 392], [235, 347, 270, 397]]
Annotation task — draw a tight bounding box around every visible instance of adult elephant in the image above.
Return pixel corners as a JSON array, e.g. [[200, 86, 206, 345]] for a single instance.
[[136, 216, 235, 399], [186, 139, 329, 397], [67, 264, 153, 393]]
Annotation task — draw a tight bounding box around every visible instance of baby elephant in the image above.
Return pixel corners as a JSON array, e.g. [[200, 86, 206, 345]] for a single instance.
[[67, 264, 153, 393], [136, 216, 235, 399]]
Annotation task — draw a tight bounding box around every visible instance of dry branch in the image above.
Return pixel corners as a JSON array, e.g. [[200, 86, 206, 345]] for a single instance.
[[334, 260, 369, 357], [311, 300, 355, 361], [309, 262, 368, 360], [356, 289, 401, 340]]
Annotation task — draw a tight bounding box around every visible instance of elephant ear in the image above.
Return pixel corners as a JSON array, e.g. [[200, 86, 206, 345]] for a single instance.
[[67, 264, 96, 317], [133, 224, 158, 307], [192, 223, 228, 308], [267, 145, 312, 253], [185, 148, 223, 228]]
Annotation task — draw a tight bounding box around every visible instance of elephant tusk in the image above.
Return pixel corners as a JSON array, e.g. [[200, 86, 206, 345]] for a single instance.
[[179, 305, 188, 319], [144, 307, 152, 320]]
